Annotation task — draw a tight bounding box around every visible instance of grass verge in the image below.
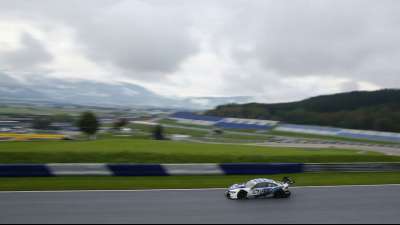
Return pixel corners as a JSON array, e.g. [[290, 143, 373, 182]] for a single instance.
[[0, 139, 399, 163], [0, 172, 399, 191]]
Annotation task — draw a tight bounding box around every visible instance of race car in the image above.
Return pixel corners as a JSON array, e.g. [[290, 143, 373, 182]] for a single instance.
[[225, 177, 294, 200]]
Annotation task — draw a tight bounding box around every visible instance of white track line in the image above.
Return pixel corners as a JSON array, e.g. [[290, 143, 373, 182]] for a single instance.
[[291, 184, 400, 189], [1, 184, 400, 194], [0, 188, 226, 194]]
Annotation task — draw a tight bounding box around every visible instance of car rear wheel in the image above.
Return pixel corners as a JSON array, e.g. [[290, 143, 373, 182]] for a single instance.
[[274, 189, 291, 199], [237, 191, 248, 200]]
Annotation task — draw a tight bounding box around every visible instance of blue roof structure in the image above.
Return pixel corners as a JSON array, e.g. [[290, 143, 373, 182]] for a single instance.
[[170, 112, 274, 130], [170, 112, 223, 122]]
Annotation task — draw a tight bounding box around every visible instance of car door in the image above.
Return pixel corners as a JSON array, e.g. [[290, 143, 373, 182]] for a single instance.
[[261, 183, 275, 196], [251, 183, 271, 197], [267, 183, 279, 194]]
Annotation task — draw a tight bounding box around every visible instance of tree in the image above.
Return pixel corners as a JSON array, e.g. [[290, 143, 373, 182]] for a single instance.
[[373, 118, 396, 132], [213, 129, 224, 135], [113, 118, 129, 131], [153, 125, 165, 140], [77, 112, 100, 139]]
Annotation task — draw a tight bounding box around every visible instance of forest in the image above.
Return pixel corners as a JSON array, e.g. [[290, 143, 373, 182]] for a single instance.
[[207, 89, 400, 132]]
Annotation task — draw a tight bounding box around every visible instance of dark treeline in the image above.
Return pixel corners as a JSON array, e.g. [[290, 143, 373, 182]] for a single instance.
[[207, 89, 400, 132]]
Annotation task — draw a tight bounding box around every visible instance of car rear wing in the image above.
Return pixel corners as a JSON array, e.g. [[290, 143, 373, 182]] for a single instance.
[[282, 177, 295, 186]]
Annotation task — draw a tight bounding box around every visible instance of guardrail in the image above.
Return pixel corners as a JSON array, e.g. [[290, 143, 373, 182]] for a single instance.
[[303, 163, 400, 172], [0, 163, 400, 177]]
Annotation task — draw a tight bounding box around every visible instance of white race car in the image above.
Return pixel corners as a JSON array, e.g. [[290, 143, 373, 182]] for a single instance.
[[225, 177, 294, 200]]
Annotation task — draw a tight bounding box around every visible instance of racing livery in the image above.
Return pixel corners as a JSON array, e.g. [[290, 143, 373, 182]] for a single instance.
[[225, 177, 294, 200]]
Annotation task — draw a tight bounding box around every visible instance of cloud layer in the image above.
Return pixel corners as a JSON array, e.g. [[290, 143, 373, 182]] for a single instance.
[[0, 0, 399, 103], [0, 32, 52, 71]]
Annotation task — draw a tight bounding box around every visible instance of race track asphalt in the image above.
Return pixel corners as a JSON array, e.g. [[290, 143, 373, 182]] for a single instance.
[[0, 185, 399, 224]]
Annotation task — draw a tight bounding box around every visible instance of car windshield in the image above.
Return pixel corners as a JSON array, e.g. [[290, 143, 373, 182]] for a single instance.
[[245, 181, 257, 188]]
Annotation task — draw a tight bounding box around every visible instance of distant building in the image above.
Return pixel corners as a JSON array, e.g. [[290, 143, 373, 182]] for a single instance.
[[0, 121, 19, 128], [50, 122, 79, 132]]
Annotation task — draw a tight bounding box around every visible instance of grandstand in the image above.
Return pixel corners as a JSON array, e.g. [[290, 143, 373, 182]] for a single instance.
[[169, 112, 223, 126], [169, 112, 278, 130], [216, 118, 278, 130]]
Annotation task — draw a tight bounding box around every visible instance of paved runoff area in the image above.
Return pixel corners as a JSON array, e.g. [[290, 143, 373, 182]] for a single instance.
[[0, 185, 400, 224]]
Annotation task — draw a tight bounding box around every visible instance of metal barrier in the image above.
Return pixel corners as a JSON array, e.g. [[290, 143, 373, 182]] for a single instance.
[[303, 163, 400, 172], [0, 163, 400, 177]]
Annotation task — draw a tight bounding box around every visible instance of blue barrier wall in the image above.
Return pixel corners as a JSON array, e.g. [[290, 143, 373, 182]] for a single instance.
[[107, 164, 168, 176], [220, 163, 304, 175], [0, 165, 53, 177], [1, 163, 400, 177]]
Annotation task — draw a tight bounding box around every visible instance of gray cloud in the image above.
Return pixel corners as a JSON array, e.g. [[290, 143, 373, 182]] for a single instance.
[[73, 1, 198, 77], [0, 0, 399, 102], [218, 1, 400, 87], [0, 0, 198, 79], [0, 32, 52, 71]]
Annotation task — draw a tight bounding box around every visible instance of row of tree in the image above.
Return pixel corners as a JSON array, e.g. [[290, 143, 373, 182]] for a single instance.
[[32, 111, 165, 140], [31, 113, 75, 130], [78, 112, 166, 140]]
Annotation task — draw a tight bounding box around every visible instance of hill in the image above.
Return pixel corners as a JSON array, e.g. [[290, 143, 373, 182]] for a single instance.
[[207, 89, 400, 132], [0, 73, 251, 110]]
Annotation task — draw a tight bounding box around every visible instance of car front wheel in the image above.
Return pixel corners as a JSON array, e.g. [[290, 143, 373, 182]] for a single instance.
[[237, 191, 248, 200], [226, 192, 233, 200]]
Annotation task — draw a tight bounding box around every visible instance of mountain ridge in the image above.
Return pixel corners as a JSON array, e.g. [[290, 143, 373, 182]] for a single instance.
[[0, 73, 252, 109]]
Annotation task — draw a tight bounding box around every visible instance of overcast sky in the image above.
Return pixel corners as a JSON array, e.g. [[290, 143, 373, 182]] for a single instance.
[[0, 0, 399, 103]]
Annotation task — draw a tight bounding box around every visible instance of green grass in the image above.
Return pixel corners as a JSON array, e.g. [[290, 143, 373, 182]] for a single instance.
[[0, 138, 399, 164], [148, 120, 272, 141], [220, 133, 269, 141], [132, 123, 210, 137], [159, 119, 271, 134], [0, 172, 399, 191]]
